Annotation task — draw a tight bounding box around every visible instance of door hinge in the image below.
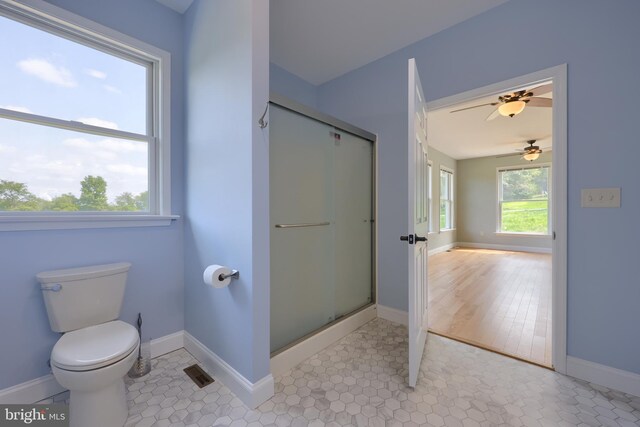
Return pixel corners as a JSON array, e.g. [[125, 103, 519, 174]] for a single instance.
[[553, 231, 556, 240]]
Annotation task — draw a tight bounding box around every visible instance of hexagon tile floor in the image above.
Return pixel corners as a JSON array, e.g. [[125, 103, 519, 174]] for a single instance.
[[41, 318, 640, 426]]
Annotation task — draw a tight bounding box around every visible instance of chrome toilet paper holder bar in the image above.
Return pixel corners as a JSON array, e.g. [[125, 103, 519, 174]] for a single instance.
[[218, 270, 239, 282]]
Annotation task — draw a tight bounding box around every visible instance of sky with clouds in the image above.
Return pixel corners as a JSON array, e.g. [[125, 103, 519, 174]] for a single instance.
[[0, 14, 148, 203]]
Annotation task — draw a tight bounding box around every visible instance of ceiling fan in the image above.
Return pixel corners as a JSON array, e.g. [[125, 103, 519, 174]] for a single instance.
[[450, 83, 552, 121], [496, 139, 549, 162]]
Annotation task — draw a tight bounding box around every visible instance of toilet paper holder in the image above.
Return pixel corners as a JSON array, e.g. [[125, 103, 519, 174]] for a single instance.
[[218, 270, 239, 282]]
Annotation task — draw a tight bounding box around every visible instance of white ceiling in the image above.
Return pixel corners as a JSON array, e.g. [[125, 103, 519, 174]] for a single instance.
[[157, 1, 511, 86], [428, 86, 553, 160], [270, 0, 511, 85], [156, 0, 547, 160]]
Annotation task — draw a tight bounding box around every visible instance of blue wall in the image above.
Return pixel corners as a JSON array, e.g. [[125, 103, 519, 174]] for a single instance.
[[184, 0, 270, 383], [0, 0, 185, 390], [270, 63, 318, 108], [317, 0, 640, 374]]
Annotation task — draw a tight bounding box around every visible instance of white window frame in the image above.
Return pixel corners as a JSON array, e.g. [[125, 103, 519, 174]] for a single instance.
[[439, 166, 454, 231], [496, 163, 552, 236], [0, 0, 176, 231]]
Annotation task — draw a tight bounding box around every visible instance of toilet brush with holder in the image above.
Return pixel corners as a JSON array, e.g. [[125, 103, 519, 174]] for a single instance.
[[128, 313, 151, 378]]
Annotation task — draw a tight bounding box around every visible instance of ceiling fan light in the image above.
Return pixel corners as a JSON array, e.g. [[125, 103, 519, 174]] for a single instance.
[[498, 100, 526, 117], [523, 152, 540, 162]]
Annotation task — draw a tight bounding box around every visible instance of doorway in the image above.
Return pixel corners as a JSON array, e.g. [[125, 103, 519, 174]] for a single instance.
[[429, 248, 552, 366], [424, 66, 567, 371]]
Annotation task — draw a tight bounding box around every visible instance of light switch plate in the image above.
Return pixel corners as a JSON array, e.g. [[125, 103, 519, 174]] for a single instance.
[[581, 188, 621, 208]]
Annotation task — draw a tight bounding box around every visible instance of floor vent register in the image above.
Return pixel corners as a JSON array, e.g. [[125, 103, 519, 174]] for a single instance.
[[183, 364, 215, 388]]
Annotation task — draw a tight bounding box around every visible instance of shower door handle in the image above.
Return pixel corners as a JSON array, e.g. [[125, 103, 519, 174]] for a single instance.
[[275, 221, 330, 229]]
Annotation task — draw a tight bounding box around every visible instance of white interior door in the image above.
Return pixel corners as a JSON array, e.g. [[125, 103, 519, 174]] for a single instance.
[[403, 58, 429, 388]]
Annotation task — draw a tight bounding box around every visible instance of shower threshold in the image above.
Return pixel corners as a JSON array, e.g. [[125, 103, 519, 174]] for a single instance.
[[270, 304, 376, 377]]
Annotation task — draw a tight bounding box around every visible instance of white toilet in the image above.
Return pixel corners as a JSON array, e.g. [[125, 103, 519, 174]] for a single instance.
[[37, 262, 139, 427]]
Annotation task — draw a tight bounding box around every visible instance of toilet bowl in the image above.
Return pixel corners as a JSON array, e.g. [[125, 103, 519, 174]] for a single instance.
[[51, 321, 139, 427], [37, 263, 136, 427]]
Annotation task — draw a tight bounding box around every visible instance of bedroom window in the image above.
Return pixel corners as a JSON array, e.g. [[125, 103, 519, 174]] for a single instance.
[[428, 162, 433, 232], [439, 167, 454, 230], [498, 165, 550, 234], [0, 2, 170, 221]]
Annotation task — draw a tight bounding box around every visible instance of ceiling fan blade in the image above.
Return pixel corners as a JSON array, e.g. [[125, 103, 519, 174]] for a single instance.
[[486, 108, 500, 121], [526, 97, 553, 107], [450, 102, 498, 113], [495, 152, 522, 158], [528, 83, 552, 97]]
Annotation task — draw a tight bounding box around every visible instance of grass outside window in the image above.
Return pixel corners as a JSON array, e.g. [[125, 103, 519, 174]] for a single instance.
[[498, 165, 550, 234], [500, 199, 548, 233]]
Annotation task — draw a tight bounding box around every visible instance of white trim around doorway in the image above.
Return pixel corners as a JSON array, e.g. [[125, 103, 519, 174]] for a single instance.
[[425, 64, 568, 374]]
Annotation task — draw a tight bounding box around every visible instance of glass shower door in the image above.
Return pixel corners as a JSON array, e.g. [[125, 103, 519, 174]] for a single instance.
[[270, 105, 335, 353], [270, 104, 374, 354], [333, 130, 373, 317]]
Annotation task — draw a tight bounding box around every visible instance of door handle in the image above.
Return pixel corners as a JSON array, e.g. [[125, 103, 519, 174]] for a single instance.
[[400, 234, 427, 245], [400, 235, 413, 244]]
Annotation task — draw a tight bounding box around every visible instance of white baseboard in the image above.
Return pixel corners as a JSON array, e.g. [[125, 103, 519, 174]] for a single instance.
[[456, 242, 551, 254], [183, 332, 274, 409], [428, 242, 456, 256], [150, 330, 184, 358], [271, 305, 376, 378], [0, 329, 186, 404], [567, 356, 640, 397], [376, 304, 408, 326], [0, 374, 65, 405]]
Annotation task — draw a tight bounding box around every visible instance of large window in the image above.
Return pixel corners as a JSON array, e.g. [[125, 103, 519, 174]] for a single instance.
[[428, 162, 433, 232], [439, 168, 454, 230], [0, 3, 169, 218], [498, 165, 550, 234]]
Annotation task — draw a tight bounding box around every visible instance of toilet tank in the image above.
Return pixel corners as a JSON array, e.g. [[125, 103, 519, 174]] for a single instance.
[[36, 262, 132, 333]]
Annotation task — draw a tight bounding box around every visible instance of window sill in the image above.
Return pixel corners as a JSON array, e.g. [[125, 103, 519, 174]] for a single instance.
[[0, 215, 180, 232], [495, 232, 550, 238], [439, 228, 456, 233]]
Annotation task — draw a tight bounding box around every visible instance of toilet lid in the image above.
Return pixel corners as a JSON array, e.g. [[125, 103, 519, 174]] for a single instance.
[[51, 320, 139, 371]]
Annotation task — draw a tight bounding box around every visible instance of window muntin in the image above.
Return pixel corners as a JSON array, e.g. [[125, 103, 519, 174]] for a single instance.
[[439, 168, 453, 230], [498, 165, 550, 234], [0, 6, 160, 214]]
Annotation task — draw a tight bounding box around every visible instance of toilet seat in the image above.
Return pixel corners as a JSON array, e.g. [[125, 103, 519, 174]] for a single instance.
[[51, 320, 139, 372]]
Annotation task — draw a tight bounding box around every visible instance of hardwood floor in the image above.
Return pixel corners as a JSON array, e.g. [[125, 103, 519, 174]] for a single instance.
[[428, 247, 552, 367]]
